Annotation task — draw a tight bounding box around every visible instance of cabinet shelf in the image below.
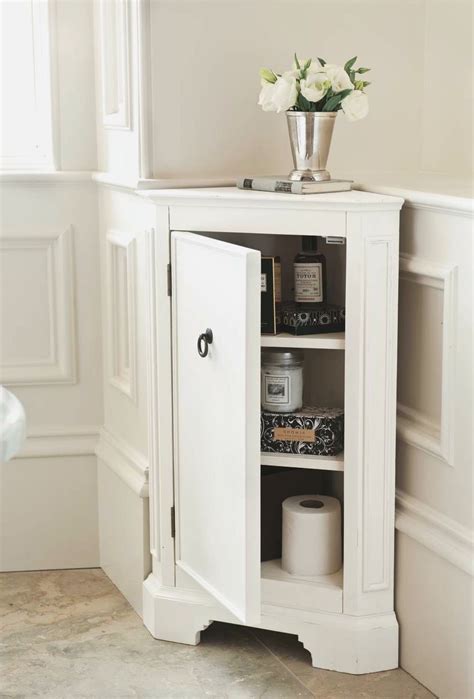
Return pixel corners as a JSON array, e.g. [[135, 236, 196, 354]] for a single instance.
[[260, 451, 344, 472], [261, 559, 343, 613], [261, 332, 345, 350]]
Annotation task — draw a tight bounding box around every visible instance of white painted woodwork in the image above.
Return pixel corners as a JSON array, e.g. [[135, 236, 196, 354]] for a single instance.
[[98, 458, 150, 616], [0, 227, 76, 385], [99, 0, 130, 129], [260, 452, 344, 472], [261, 559, 343, 613], [261, 332, 345, 350], [171, 231, 261, 624], [142, 188, 402, 673], [1, 454, 99, 571], [105, 230, 137, 401], [0, 180, 102, 572]]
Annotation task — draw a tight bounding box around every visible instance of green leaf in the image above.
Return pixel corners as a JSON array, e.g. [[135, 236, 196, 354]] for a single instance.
[[317, 57, 326, 66], [356, 67, 371, 74], [322, 88, 353, 112], [303, 58, 312, 71], [294, 53, 301, 69], [344, 56, 357, 72], [297, 93, 313, 112], [362, 81, 371, 87]]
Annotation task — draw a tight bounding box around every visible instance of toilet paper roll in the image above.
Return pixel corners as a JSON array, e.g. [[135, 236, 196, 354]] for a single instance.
[[282, 494, 342, 576]]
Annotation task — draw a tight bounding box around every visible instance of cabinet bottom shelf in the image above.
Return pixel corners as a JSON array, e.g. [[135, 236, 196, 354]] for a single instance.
[[261, 559, 343, 614], [261, 452, 344, 471]]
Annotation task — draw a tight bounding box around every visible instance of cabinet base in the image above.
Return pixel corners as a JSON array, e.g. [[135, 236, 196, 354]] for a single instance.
[[143, 574, 399, 674]]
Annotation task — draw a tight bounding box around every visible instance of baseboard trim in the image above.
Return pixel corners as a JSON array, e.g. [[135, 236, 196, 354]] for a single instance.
[[96, 427, 149, 497], [395, 489, 474, 576], [14, 426, 100, 458]]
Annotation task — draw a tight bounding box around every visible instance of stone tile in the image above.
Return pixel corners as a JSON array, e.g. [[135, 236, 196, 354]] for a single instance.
[[1, 570, 435, 699], [251, 628, 436, 698], [0, 570, 311, 698]]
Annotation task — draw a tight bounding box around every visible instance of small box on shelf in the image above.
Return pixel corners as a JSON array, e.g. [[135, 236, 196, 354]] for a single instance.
[[281, 303, 345, 336], [261, 406, 344, 457]]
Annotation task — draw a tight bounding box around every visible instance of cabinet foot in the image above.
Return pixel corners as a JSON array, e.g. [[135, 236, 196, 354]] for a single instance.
[[297, 612, 399, 674], [143, 574, 212, 645]]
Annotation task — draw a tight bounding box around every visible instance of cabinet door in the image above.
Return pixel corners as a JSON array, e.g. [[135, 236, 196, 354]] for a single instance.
[[171, 231, 261, 624]]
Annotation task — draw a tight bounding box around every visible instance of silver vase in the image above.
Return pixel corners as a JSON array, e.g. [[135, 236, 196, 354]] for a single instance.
[[286, 111, 337, 182]]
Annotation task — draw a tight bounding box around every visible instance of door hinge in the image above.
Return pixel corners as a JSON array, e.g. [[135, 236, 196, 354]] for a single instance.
[[167, 263, 172, 296], [170, 506, 176, 538], [325, 236, 345, 245]]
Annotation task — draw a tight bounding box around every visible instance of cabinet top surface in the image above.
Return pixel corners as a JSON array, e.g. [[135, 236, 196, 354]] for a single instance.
[[139, 186, 404, 211]]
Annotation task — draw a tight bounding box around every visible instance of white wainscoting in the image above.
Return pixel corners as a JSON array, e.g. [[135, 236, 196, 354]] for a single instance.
[[395, 489, 473, 577], [96, 427, 150, 615], [105, 230, 137, 401], [1, 426, 100, 572], [0, 227, 76, 385], [390, 190, 473, 699], [0, 179, 103, 572], [397, 252, 457, 466]]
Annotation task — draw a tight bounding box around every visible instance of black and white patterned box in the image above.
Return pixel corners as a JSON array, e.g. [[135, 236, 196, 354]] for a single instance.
[[261, 407, 344, 456]]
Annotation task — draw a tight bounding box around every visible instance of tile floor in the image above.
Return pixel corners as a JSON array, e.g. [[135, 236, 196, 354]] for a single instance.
[[0, 569, 435, 698]]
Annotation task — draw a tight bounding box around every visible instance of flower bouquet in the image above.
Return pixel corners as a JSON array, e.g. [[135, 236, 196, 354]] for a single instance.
[[258, 54, 370, 181]]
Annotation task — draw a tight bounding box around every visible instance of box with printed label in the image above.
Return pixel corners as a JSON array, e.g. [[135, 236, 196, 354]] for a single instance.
[[261, 406, 344, 456], [282, 303, 345, 335], [261, 257, 281, 334]]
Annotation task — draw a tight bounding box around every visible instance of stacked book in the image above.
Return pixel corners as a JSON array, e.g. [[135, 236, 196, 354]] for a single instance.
[[236, 176, 352, 195]]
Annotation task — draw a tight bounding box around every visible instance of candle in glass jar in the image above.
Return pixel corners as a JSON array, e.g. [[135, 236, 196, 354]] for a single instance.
[[261, 350, 304, 413]]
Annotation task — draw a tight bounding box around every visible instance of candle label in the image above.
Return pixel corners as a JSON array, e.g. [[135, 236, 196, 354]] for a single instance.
[[264, 375, 289, 405], [294, 263, 323, 303], [274, 427, 315, 442]]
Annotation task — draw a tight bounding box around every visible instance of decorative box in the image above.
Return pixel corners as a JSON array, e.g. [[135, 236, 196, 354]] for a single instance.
[[261, 407, 344, 456], [281, 302, 345, 335], [261, 257, 281, 334]]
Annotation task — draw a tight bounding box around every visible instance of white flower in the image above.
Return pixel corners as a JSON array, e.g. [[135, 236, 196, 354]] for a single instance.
[[258, 81, 277, 111], [341, 90, 369, 121], [324, 64, 354, 93], [300, 72, 330, 102], [258, 72, 298, 113]]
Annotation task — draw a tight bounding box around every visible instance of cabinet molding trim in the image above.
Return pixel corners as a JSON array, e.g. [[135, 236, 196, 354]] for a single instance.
[[0, 227, 77, 385], [397, 253, 457, 466], [95, 428, 149, 498], [361, 235, 397, 594], [395, 490, 474, 576], [14, 426, 100, 458]]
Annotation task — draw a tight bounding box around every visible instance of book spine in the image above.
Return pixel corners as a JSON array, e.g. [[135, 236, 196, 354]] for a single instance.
[[236, 177, 303, 194]]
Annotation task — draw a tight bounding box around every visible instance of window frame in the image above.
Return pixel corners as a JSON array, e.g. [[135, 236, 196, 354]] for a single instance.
[[0, 0, 58, 172]]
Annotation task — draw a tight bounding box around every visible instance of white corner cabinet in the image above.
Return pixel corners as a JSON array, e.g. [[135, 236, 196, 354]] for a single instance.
[[141, 187, 404, 674]]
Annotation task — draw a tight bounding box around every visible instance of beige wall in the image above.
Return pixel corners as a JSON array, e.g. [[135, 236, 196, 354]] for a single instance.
[[149, 0, 472, 181]]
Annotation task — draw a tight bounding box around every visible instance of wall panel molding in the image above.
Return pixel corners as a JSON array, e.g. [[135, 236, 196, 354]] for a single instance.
[[397, 253, 457, 466], [15, 425, 100, 459], [106, 230, 137, 401], [95, 427, 149, 497], [99, 0, 131, 130], [395, 489, 474, 576], [0, 227, 76, 385]]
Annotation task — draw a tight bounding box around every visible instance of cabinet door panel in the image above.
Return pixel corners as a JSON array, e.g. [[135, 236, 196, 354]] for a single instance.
[[171, 231, 260, 624]]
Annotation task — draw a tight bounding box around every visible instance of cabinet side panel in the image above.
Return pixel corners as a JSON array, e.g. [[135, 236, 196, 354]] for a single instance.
[[344, 212, 399, 616]]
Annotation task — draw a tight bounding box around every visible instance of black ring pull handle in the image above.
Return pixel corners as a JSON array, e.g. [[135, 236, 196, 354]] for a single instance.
[[197, 328, 213, 358]]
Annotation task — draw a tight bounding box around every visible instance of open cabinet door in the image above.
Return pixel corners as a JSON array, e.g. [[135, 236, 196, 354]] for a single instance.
[[171, 231, 261, 625]]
